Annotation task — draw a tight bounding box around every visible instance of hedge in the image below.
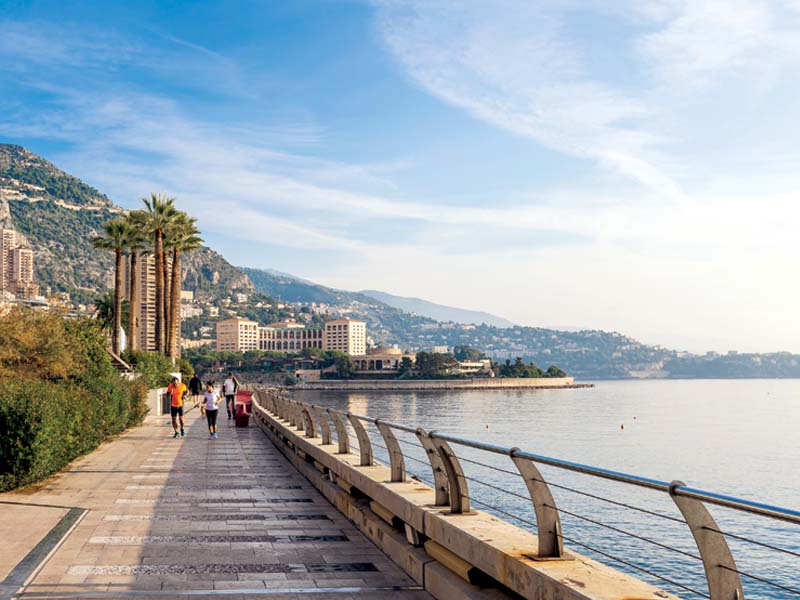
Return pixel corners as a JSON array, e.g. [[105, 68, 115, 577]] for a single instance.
[[0, 377, 147, 492], [0, 308, 149, 492]]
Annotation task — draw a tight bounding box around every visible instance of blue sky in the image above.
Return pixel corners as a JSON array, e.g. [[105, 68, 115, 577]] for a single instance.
[[3, 0, 800, 352]]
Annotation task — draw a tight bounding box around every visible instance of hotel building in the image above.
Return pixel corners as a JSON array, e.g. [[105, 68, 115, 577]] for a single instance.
[[258, 320, 323, 352], [216, 317, 259, 352], [324, 318, 366, 355]]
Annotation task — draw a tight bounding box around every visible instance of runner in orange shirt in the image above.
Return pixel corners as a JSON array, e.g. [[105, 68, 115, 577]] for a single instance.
[[166, 376, 188, 438]]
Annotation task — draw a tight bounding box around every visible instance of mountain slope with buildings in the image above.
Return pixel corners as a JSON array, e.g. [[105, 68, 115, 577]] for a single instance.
[[0, 144, 252, 302]]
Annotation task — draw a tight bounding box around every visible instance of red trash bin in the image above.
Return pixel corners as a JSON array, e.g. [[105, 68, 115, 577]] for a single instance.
[[234, 391, 253, 427]]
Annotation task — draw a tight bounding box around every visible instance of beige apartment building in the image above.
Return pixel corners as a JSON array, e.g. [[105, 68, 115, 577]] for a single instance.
[[258, 320, 323, 352], [216, 317, 259, 352], [324, 318, 366, 355], [216, 316, 367, 355], [122, 254, 174, 352], [0, 228, 39, 298]]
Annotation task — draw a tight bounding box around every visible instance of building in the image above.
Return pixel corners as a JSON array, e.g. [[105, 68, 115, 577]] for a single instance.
[[0, 228, 16, 291], [258, 320, 323, 352], [351, 347, 415, 373], [324, 318, 366, 355], [216, 317, 259, 352], [0, 228, 39, 298], [123, 255, 156, 351]]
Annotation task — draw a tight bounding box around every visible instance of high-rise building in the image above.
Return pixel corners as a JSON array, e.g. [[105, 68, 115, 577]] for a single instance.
[[0, 228, 18, 291], [323, 318, 366, 355], [122, 254, 171, 352], [0, 228, 39, 298]]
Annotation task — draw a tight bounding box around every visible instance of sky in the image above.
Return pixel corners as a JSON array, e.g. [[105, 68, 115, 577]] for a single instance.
[[2, 0, 800, 353]]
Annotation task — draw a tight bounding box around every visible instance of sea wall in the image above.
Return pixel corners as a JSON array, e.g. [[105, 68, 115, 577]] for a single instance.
[[299, 376, 589, 391], [249, 390, 675, 600]]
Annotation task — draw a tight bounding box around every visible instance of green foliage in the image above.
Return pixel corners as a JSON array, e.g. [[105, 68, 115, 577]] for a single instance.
[[414, 351, 460, 378], [545, 365, 567, 378], [124, 351, 174, 388], [495, 357, 544, 378], [178, 359, 194, 380], [0, 308, 148, 492], [452, 344, 483, 361]]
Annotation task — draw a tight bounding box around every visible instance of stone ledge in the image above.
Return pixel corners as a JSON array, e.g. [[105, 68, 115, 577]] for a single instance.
[[252, 399, 680, 600]]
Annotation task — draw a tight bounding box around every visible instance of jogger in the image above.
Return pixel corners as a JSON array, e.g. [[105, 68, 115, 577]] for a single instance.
[[166, 376, 188, 438], [203, 381, 221, 438], [223, 372, 238, 419]]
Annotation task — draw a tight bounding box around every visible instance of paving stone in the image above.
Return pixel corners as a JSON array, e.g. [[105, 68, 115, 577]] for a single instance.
[[0, 410, 431, 599]]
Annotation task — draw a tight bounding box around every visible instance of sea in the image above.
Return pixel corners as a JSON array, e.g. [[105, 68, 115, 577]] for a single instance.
[[294, 379, 800, 599]]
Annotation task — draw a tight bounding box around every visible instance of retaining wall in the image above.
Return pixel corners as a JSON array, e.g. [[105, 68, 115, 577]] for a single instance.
[[299, 377, 591, 391], [249, 390, 677, 600]]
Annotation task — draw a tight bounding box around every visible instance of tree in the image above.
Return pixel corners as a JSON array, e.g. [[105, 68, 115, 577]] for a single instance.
[[165, 213, 202, 358], [545, 365, 567, 378], [334, 354, 354, 379], [453, 344, 483, 361], [142, 193, 178, 354], [400, 356, 414, 375], [123, 211, 149, 353], [415, 351, 459, 378], [93, 290, 114, 332], [91, 217, 128, 354]]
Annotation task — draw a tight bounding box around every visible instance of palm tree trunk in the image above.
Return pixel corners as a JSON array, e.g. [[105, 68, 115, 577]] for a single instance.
[[129, 251, 139, 353], [168, 247, 181, 358], [154, 231, 164, 354], [113, 248, 123, 355], [162, 250, 170, 352]]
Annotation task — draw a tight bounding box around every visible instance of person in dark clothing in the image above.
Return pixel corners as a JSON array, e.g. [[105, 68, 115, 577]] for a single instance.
[[189, 373, 203, 409]]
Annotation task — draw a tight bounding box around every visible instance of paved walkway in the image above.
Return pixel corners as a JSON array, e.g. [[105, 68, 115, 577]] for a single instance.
[[0, 409, 430, 600]]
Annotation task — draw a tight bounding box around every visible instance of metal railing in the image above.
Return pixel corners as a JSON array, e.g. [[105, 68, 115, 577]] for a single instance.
[[253, 388, 800, 600]]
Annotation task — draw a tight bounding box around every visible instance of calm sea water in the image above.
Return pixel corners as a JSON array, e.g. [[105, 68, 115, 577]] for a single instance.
[[294, 379, 800, 599]]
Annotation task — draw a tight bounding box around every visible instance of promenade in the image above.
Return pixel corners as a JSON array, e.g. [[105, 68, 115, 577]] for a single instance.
[[0, 410, 431, 600]]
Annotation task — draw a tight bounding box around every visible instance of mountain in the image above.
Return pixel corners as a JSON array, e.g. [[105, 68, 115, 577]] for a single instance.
[[360, 289, 515, 328], [0, 144, 252, 302]]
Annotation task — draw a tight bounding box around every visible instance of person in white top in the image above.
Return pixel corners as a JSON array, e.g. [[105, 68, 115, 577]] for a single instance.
[[222, 373, 238, 420], [203, 381, 221, 438]]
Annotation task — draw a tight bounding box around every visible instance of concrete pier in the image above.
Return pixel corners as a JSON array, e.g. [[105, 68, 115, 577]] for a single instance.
[[0, 410, 431, 599]]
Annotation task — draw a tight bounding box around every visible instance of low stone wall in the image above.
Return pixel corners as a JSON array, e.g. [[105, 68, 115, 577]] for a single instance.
[[299, 376, 590, 391], [250, 390, 675, 600]]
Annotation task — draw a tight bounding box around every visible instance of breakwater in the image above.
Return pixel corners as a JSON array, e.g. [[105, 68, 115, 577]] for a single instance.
[[299, 376, 591, 391]]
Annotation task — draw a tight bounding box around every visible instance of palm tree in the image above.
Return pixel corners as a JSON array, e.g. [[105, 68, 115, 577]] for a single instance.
[[91, 217, 128, 354], [142, 193, 178, 354], [123, 211, 149, 353], [166, 213, 203, 358]]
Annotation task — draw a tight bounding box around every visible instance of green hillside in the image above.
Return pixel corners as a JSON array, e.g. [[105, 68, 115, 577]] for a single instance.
[[0, 144, 252, 301]]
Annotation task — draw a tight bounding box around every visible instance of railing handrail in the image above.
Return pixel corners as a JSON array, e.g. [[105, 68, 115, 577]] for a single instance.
[[428, 432, 800, 525], [254, 387, 800, 600]]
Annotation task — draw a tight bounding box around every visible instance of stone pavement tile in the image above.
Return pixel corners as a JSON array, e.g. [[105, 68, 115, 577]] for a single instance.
[[3, 410, 431, 600]]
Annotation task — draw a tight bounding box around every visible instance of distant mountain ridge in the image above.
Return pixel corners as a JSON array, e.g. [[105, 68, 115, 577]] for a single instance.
[[360, 289, 515, 328]]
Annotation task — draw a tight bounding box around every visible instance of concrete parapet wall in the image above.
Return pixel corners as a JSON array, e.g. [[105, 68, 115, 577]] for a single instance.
[[250, 393, 677, 600], [299, 377, 589, 391]]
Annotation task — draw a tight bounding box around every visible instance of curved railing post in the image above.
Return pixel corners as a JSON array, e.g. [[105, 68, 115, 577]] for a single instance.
[[415, 427, 449, 506], [347, 414, 373, 467], [327, 409, 350, 454], [294, 401, 305, 432], [300, 405, 316, 438], [312, 406, 332, 445], [510, 448, 564, 558], [669, 481, 744, 600], [375, 420, 405, 483], [430, 432, 470, 513]]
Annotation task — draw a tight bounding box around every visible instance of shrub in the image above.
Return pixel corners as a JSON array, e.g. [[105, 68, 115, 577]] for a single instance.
[[124, 351, 174, 388], [0, 310, 149, 492]]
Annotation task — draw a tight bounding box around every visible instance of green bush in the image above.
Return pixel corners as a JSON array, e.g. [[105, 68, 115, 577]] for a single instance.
[[0, 310, 149, 492], [124, 351, 174, 388]]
